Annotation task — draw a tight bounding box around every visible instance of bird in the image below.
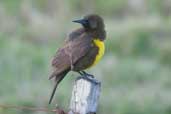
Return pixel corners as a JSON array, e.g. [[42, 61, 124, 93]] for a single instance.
[[48, 14, 106, 104]]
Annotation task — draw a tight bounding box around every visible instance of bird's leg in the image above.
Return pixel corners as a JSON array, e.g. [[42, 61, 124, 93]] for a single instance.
[[76, 71, 99, 84], [81, 71, 94, 78], [78, 71, 84, 76], [78, 71, 98, 84]]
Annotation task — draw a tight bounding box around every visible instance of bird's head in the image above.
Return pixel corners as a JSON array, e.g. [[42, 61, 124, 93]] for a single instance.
[[73, 14, 105, 31]]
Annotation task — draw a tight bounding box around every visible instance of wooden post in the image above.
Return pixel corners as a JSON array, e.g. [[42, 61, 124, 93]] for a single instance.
[[68, 75, 101, 114]]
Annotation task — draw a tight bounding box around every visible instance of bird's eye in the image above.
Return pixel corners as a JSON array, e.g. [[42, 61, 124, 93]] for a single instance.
[[81, 19, 89, 27], [84, 19, 89, 24], [89, 20, 97, 29]]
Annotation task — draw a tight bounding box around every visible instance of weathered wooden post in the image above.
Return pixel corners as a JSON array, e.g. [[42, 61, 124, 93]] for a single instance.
[[68, 75, 101, 114]]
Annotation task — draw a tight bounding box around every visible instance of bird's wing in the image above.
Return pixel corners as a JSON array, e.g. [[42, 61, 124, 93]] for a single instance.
[[49, 33, 92, 79]]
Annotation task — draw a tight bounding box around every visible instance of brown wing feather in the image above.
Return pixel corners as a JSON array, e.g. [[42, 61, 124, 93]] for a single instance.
[[49, 29, 92, 79], [48, 31, 92, 104]]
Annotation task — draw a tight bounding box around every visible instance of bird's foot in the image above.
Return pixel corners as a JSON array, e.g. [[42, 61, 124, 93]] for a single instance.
[[78, 71, 84, 76], [77, 71, 94, 78], [77, 71, 99, 84], [81, 71, 98, 84], [82, 71, 94, 78]]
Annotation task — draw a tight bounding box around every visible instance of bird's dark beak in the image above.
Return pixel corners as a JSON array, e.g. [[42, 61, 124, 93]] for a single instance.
[[72, 19, 88, 25]]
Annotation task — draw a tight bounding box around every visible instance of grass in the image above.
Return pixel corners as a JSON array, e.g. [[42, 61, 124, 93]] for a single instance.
[[0, 0, 171, 113], [0, 33, 171, 114]]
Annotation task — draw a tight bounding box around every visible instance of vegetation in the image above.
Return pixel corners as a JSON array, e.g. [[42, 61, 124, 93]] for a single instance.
[[0, 0, 171, 114]]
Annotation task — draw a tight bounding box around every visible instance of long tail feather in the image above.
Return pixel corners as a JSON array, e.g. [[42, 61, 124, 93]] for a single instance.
[[49, 80, 59, 104], [48, 70, 69, 104]]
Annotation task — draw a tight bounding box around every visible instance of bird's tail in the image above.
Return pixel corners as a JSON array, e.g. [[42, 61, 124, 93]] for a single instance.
[[48, 70, 69, 104]]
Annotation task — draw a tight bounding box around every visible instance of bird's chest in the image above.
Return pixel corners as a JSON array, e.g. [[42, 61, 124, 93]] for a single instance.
[[91, 39, 105, 66], [72, 38, 105, 71]]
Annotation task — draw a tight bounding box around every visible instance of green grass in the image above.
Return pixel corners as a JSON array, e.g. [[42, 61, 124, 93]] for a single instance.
[[0, 34, 171, 114], [0, 0, 171, 113]]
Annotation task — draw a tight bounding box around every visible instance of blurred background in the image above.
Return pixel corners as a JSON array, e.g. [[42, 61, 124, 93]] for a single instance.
[[0, 0, 171, 114]]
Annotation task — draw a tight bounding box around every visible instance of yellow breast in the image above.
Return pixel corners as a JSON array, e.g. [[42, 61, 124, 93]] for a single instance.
[[90, 39, 105, 67]]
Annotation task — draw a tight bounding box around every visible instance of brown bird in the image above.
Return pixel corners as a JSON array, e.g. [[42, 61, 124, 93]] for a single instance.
[[49, 14, 106, 104]]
